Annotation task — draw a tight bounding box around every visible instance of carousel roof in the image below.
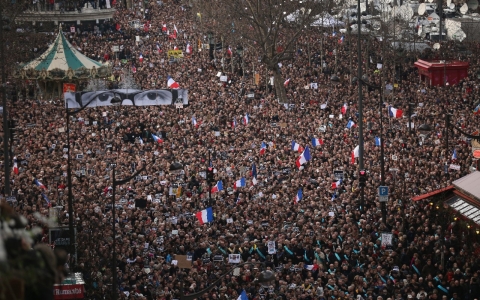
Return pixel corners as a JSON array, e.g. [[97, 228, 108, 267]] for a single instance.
[[22, 29, 103, 72]]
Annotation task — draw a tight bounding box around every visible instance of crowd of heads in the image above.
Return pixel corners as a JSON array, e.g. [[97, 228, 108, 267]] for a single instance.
[[2, 0, 480, 299]]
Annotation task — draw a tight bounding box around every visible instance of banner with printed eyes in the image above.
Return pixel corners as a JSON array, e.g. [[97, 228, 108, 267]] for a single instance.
[[64, 89, 189, 108]]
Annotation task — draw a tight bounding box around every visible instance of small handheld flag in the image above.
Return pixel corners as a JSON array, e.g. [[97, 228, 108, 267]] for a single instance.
[[311, 137, 323, 147], [211, 181, 224, 193], [452, 148, 458, 160], [346, 120, 355, 129], [341, 103, 348, 114], [251, 163, 258, 186], [259, 142, 267, 155], [296, 146, 311, 168], [388, 106, 403, 118], [13, 156, 19, 175], [284, 78, 291, 87], [291, 141, 304, 153], [351, 145, 359, 164], [332, 179, 342, 189], [152, 134, 164, 144], [243, 114, 249, 125], [234, 178, 246, 189], [34, 178, 46, 189], [294, 189, 303, 204], [196, 207, 214, 225], [374, 137, 381, 146], [167, 76, 180, 89]]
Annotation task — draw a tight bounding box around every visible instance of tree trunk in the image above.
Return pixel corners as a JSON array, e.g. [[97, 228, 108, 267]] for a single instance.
[[272, 66, 288, 104]]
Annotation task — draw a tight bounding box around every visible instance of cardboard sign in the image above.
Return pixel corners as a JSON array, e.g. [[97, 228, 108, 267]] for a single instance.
[[381, 233, 393, 247], [167, 50, 184, 58], [174, 255, 192, 269]]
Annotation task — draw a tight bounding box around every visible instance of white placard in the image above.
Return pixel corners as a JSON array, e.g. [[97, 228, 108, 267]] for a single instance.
[[319, 125, 326, 132], [267, 241, 276, 254], [198, 68, 202, 72], [136, 36, 140, 42], [175, 103, 183, 109], [381, 233, 393, 247], [226, 218, 233, 223], [377, 63, 383, 69], [220, 76, 228, 82], [310, 83, 318, 89], [329, 115, 334, 119], [391, 155, 398, 161], [407, 122, 415, 129], [449, 164, 460, 170], [338, 114, 343, 120], [320, 103, 327, 110], [216, 72, 222, 77], [70, 26, 75, 33], [228, 254, 241, 264], [328, 211, 335, 217], [171, 260, 178, 265]]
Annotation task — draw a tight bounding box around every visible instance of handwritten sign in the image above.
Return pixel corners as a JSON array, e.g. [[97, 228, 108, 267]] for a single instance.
[[167, 50, 184, 58]]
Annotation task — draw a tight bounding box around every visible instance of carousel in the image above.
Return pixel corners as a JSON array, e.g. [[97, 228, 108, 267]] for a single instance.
[[17, 26, 111, 98]]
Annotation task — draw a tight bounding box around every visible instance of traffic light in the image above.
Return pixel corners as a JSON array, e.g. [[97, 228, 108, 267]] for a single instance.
[[206, 167, 214, 183], [359, 170, 367, 188]]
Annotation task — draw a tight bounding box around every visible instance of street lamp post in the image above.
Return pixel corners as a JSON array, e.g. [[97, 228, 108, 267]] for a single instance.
[[356, 0, 365, 211], [1, 14, 11, 197], [111, 162, 146, 300]]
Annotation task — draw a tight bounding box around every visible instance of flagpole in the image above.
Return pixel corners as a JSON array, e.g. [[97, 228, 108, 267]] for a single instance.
[[356, 0, 365, 212], [1, 12, 10, 197]]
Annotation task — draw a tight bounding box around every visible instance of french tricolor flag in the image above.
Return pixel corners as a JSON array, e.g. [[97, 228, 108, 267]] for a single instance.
[[294, 189, 302, 204], [34, 178, 46, 189], [139, 53, 143, 63], [243, 114, 249, 125], [186, 42, 192, 54], [156, 43, 161, 53], [296, 146, 311, 168], [42, 193, 51, 207], [151, 133, 164, 144], [284, 78, 291, 87], [305, 264, 319, 271], [162, 24, 167, 32], [347, 120, 355, 129], [341, 103, 348, 114], [195, 207, 214, 225], [234, 177, 246, 189], [211, 180, 224, 193], [167, 75, 180, 89], [259, 142, 267, 155], [172, 24, 178, 39], [192, 116, 199, 128], [332, 179, 342, 189], [351, 145, 359, 164], [251, 163, 258, 186], [232, 117, 237, 128], [13, 156, 19, 175], [311, 137, 323, 147], [452, 148, 458, 160], [338, 36, 344, 44], [291, 141, 304, 153], [388, 106, 403, 118]]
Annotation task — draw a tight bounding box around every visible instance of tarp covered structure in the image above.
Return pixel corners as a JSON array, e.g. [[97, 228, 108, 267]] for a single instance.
[[19, 27, 110, 81]]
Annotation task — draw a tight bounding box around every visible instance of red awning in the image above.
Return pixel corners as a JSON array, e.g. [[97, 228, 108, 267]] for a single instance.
[[411, 185, 454, 201]]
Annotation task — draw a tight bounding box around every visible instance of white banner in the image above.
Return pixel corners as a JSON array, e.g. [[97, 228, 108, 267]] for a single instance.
[[228, 254, 241, 264], [268, 241, 276, 254], [381, 233, 393, 247], [449, 164, 460, 171], [64, 89, 189, 108]]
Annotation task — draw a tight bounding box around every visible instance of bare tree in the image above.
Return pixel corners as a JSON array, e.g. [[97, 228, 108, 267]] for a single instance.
[[196, 0, 333, 103]]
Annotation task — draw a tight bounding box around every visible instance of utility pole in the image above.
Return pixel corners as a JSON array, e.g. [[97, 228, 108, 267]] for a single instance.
[[1, 13, 11, 196], [357, 0, 365, 211]]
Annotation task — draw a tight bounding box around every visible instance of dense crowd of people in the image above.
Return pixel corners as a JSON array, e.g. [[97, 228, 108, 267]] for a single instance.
[[2, 0, 480, 299]]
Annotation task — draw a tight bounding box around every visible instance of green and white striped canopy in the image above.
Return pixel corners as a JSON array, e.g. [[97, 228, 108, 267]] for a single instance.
[[22, 30, 103, 72]]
